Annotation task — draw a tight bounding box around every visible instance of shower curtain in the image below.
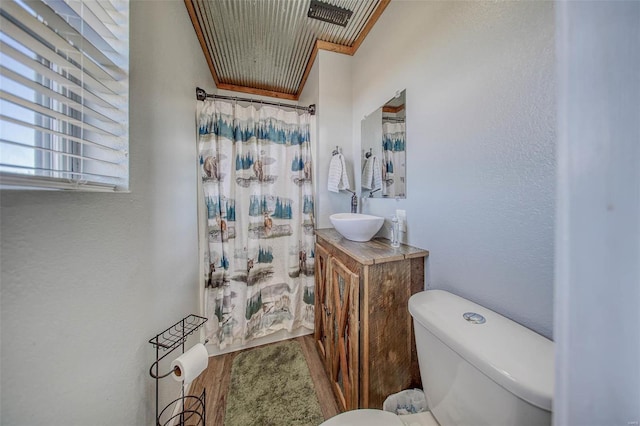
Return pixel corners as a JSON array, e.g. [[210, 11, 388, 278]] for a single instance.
[[382, 121, 406, 198], [197, 99, 315, 350]]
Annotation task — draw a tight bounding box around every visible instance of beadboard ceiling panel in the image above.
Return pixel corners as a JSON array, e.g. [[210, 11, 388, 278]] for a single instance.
[[185, 0, 389, 100]]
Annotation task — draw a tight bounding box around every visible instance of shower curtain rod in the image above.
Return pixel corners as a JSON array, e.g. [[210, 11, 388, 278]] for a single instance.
[[382, 117, 406, 123], [196, 87, 316, 115]]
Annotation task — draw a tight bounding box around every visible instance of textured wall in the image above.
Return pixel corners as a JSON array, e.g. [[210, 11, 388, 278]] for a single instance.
[[316, 51, 354, 229], [351, 1, 556, 338], [0, 2, 214, 424]]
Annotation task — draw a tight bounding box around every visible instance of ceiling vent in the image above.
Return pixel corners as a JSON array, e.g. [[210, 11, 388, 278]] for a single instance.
[[307, 0, 353, 27]]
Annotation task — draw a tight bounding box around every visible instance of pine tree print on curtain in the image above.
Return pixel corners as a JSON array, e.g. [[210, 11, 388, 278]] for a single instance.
[[382, 120, 406, 198], [198, 100, 315, 350]]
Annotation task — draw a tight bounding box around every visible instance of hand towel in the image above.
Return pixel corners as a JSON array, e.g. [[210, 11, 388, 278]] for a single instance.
[[381, 155, 390, 196], [362, 155, 382, 192], [371, 156, 382, 192], [361, 157, 373, 190], [328, 154, 351, 193]]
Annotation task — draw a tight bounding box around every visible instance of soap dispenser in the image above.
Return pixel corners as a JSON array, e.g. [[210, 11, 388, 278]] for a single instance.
[[390, 215, 400, 248]]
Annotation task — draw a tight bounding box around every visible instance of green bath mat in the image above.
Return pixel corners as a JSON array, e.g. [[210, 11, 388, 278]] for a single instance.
[[224, 340, 325, 426]]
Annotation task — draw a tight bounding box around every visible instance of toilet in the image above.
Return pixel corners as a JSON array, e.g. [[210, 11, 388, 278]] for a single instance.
[[321, 289, 554, 426]]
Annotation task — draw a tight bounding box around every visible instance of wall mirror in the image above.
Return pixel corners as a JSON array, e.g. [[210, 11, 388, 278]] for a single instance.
[[361, 90, 406, 198]]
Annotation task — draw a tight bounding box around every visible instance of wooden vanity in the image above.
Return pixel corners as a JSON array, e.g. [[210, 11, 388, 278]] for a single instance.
[[314, 228, 429, 411]]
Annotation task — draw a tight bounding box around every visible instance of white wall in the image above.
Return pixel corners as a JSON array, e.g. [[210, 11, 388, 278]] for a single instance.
[[554, 2, 640, 424], [0, 2, 214, 424], [298, 55, 321, 226], [316, 50, 354, 229], [350, 1, 556, 338]]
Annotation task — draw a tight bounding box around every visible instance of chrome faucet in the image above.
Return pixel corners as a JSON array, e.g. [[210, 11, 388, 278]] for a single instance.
[[345, 189, 358, 213]]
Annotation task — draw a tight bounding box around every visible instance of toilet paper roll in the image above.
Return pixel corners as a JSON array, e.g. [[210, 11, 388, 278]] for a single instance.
[[170, 343, 209, 384]]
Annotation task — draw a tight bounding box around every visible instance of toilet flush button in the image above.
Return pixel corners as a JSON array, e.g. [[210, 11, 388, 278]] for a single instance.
[[463, 312, 486, 324]]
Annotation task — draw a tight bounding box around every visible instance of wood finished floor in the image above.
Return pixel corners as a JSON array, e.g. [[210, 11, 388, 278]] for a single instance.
[[188, 335, 341, 426]]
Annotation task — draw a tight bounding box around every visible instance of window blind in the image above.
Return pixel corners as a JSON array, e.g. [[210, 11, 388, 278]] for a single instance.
[[0, 0, 129, 191]]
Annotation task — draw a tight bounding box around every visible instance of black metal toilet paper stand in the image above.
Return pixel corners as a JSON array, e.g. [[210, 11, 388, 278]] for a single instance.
[[149, 314, 208, 426]]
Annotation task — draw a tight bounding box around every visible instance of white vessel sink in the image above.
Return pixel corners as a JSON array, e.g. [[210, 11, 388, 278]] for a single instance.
[[329, 213, 384, 242]]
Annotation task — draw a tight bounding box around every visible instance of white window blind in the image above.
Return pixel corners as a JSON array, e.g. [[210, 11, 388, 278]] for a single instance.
[[0, 0, 129, 191]]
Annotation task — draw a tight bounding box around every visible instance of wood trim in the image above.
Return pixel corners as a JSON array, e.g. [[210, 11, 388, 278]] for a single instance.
[[314, 245, 326, 356], [410, 258, 425, 388], [361, 265, 370, 408], [312, 0, 392, 57], [350, 0, 391, 55], [382, 104, 405, 114], [187, 0, 391, 101], [217, 82, 298, 101], [184, 0, 220, 87], [295, 42, 319, 99], [295, 0, 391, 96], [330, 258, 348, 410], [317, 40, 353, 55], [325, 250, 334, 375], [348, 267, 360, 410], [185, 0, 298, 101], [329, 256, 360, 411]]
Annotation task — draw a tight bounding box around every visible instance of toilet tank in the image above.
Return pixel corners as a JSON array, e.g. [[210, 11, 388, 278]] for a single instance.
[[408, 290, 553, 426]]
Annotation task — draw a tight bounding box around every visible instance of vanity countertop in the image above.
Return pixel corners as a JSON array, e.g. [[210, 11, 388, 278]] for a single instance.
[[315, 228, 429, 266]]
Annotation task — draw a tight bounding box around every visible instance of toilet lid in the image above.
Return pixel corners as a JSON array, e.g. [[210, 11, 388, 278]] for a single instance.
[[320, 409, 404, 426]]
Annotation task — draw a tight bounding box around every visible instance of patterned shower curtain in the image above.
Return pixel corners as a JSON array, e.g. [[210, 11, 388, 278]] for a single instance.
[[197, 100, 315, 350], [382, 120, 406, 198]]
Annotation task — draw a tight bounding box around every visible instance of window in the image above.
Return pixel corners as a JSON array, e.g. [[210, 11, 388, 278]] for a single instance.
[[0, 0, 129, 191]]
